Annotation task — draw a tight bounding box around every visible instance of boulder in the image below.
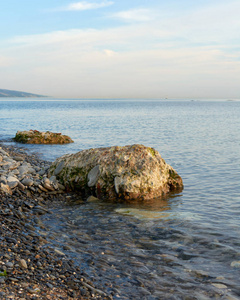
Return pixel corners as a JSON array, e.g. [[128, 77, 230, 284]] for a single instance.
[[13, 130, 73, 144], [48, 144, 183, 201]]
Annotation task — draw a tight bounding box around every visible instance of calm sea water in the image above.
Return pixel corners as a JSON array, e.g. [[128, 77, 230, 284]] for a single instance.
[[1, 98, 240, 299]]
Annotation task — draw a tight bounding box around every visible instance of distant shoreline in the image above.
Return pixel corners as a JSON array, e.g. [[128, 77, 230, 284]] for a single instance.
[[0, 88, 45, 98], [1, 95, 239, 101]]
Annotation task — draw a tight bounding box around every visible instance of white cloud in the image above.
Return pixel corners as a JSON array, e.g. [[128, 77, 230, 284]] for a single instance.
[[1, 1, 240, 98], [0, 55, 14, 67], [63, 1, 113, 11], [3, 27, 239, 98], [103, 49, 115, 57], [111, 9, 155, 22]]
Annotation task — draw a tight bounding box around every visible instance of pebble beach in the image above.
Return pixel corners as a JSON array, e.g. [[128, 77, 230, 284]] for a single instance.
[[0, 143, 111, 300]]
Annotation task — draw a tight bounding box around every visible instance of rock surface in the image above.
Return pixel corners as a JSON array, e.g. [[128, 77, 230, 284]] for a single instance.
[[49, 144, 183, 201], [13, 130, 73, 144]]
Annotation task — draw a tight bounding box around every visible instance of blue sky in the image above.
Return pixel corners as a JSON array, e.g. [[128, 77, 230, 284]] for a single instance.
[[0, 0, 239, 98]]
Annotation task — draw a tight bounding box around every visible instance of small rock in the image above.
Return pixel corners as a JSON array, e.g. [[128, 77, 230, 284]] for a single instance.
[[0, 183, 12, 195], [32, 205, 49, 215], [38, 184, 48, 192], [43, 182, 55, 191], [38, 169, 46, 176], [6, 262, 14, 268], [17, 181, 25, 190], [19, 259, 28, 269], [21, 282, 29, 288], [211, 283, 228, 289], [18, 165, 29, 175], [87, 195, 100, 203], [0, 175, 7, 184], [8, 181, 19, 189], [54, 249, 65, 256], [58, 183, 65, 190], [12, 156, 24, 161], [11, 169, 19, 175], [7, 175, 19, 184], [9, 277, 19, 282], [0, 149, 9, 156], [230, 261, 240, 268], [21, 178, 34, 187], [49, 175, 57, 183], [0, 277, 5, 284], [27, 287, 40, 294]]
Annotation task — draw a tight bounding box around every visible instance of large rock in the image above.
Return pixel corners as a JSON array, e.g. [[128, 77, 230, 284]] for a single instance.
[[13, 130, 73, 144], [48, 144, 183, 201]]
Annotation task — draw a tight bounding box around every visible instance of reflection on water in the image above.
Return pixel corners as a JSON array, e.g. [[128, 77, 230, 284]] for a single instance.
[[114, 196, 175, 220], [115, 208, 203, 222], [115, 208, 172, 220]]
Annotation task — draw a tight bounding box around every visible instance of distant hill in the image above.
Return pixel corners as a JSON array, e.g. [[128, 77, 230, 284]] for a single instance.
[[0, 89, 45, 98]]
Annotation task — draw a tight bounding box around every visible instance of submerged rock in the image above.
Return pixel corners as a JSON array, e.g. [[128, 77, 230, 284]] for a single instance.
[[13, 130, 73, 144], [49, 144, 183, 201]]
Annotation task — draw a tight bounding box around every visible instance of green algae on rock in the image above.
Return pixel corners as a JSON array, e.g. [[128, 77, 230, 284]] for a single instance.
[[13, 130, 73, 144], [48, 144, 183, 201]]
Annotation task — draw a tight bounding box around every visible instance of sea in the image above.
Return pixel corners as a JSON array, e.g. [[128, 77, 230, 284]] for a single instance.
[[0, 98, 240, 299]]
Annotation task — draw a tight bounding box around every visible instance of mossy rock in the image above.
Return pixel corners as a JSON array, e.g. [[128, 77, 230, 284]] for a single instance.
[[13, 130, 73, 144], [49, 144, 183, 202]]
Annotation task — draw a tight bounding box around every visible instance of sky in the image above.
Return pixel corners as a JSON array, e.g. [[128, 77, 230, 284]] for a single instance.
[[0, 0, 240, 99]]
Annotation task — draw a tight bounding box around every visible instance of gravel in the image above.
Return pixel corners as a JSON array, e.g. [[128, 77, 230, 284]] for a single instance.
[[0, 143, 111, 300]]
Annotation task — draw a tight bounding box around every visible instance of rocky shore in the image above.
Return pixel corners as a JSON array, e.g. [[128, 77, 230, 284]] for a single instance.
[[0, 143, 111, 300]]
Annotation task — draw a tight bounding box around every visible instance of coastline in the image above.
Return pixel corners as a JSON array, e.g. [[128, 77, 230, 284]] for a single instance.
[[0, 142, 110, 300]]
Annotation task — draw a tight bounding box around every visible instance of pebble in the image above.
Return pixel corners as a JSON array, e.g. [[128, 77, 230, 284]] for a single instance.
[[19, 259, 28, 269], [0, 146, 64, 196], [54, 249, 66, 256], [87, 195, 101, 203], [230, 261, 240, 268], [211, 283, 228, 289], [0, 144, 106, 300], [32, 205, 49, 215], [21, 178, 34, 187], [0, 278, 5, 284], [12, 156, 24, 162], [6, 262, 14, 268]]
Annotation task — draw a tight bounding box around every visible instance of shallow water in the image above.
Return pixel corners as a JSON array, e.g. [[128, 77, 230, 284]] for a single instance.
[[41, 199, 240, 299], [1, 98, 240, 298]]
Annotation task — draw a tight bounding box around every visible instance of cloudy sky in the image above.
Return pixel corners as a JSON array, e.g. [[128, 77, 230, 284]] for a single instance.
[[0, 0, 239, 98]]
